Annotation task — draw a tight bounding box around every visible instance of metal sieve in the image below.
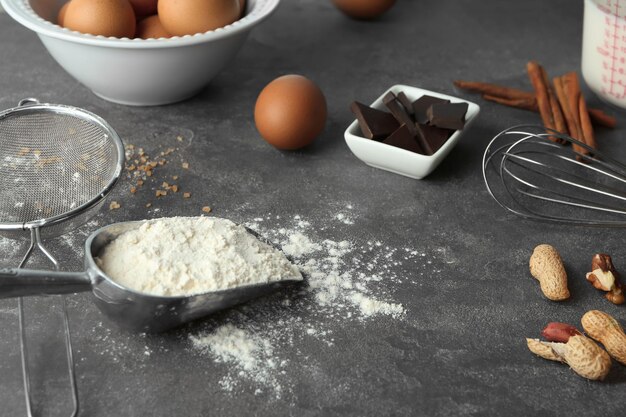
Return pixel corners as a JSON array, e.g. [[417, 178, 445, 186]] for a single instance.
[[0, 98, 124, 417]]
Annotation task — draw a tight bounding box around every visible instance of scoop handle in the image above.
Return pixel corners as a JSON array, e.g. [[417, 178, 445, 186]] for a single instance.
[[0, 268, 92, 298]]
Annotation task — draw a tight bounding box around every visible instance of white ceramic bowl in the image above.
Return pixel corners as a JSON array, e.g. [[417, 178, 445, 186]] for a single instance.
[[1, 0, 280, 106], [344, 85, 480, 179]]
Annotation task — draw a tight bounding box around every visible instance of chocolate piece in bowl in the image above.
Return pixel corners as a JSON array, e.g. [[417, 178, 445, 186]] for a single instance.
[[383, 92, 419, 137], [413, 127, 434, 156], [427, 102, 469, 130], [412, 95, 450, 125], [350, 101, 400, 140], [417, 124, 454, 153], [383, 124, 424, 154], [383, 92, 437, 155], [396, 92, 415, 116]]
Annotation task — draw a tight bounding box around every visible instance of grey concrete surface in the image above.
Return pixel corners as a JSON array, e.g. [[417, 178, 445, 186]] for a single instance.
[[0, 1, 625, 416]]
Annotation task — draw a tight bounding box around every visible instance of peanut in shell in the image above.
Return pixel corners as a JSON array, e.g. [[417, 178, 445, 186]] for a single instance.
[[562, 335, 612, 381], [529, 244, 570, 301], [527, 335, 611, 381], [581, 310, 626, 366]]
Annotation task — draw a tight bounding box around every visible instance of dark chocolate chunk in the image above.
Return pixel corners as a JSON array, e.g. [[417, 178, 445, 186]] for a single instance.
[[412, 95, 450, 125], [383, 124, 424, 154], [412, 125, 434, 156], [383, 92, 419, 137], [350, 101, 400, 140], [427, 102, 469, 130], [385, 92, 436, 154], [417, 123, 454, 153], [396, 92, 414, 116]]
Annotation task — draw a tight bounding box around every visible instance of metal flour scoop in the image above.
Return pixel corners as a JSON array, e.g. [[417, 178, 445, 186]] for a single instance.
[[0, 220, 303, 332]]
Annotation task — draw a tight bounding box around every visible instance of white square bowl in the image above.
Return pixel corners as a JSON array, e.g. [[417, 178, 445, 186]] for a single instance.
[[344, 84, 480, 179]]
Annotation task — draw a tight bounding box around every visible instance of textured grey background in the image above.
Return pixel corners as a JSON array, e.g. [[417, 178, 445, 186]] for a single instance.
[[1, 0, 625, 416]]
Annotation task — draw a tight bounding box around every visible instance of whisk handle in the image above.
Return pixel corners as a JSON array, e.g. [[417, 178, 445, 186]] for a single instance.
[[0, 269, 91, 298]]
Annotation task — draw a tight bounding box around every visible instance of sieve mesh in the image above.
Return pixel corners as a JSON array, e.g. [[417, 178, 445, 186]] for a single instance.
[[0, 101, 122, 417], [0, 105, 122, 234]]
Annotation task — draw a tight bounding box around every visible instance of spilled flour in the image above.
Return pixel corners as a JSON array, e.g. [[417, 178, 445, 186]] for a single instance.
[[192, 324, 268, 372], [188, 208, 419, 398], [349, 293, 405, 318], [190, 324, 285, 396]]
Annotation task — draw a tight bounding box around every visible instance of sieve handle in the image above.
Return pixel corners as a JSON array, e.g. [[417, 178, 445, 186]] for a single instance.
[[0, 268, 91, 298]]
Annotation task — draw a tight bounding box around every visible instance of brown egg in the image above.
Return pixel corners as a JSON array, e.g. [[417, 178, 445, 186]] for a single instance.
[[136, 15, 171, 39], [57, 1, 70, 26], [239, 0, 246, 17], [254, 75, 327, 150], [63, 0, 136, 38], [331, 0, 396, 20], [128, 0, 157, 17], [158, 0, 240, 36]]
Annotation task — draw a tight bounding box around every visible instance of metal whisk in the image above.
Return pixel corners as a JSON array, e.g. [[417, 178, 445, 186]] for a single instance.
[[0, 98, 124, 416], [482, 125, 626, 227]]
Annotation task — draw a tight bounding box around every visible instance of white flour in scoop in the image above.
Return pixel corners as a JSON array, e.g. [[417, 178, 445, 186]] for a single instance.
[[96, 216, 302, 296]]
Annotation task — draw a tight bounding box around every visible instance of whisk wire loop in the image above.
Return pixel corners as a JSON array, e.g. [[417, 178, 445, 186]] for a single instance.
[[482, 125, 626, 227]]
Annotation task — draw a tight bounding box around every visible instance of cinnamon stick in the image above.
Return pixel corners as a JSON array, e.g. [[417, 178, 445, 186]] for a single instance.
[[579, 94, 597, 151], [561, 72, 587, 156], [454, 80, 616, 128], [481, 94, 537, 111], [588, 108, 617, 128], [483, 95, 615, 130], [553, 76, 579, 141], [453, 80, 535, 100], [527, 61, 559, 141], [543, 67, 568, 138]]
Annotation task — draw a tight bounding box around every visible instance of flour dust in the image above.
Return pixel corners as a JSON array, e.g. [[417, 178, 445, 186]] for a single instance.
[[188, 207, 447, 400]]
